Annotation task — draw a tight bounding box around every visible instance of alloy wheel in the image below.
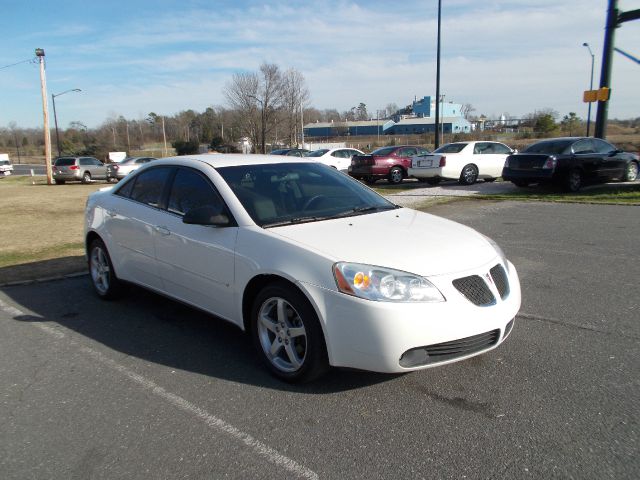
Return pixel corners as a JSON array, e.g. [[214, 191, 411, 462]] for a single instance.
[[90, 246, 110, 295], [257, 297, 308, 373]]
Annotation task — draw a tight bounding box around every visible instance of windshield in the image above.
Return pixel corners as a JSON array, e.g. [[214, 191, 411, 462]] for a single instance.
[[523, 140, 573, 155], [306, 149, 329, 157], [433, 143, 467, 154], [0, 160, 10, 166], [217, 162, 398, 227]]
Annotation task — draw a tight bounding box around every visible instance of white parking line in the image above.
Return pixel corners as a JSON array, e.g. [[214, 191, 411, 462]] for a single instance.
[[0, 298, 318, 480]]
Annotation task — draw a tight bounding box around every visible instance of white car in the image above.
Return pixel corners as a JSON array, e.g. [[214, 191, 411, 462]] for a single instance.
[[408, 141, 516, 185], [305, 148, 364, 172], [106, 156, 156, 181], [0, 156, 13, 177], [85, 155, 521, 382]]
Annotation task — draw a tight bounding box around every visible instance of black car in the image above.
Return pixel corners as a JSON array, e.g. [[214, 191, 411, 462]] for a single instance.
[[270, 148, 310, 157], [502, 137, 639, 192]]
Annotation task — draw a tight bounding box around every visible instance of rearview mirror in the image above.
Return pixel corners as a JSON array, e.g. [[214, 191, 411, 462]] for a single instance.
[[183, 205, 230, 227]]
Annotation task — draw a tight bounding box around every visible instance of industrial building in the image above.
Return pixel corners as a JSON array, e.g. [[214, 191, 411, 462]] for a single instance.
[[304, 95, 471, 138]]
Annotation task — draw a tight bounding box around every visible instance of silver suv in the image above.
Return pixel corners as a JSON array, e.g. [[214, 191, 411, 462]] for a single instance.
[[106, 156, 156, 181], [53, 156, 107, 184]]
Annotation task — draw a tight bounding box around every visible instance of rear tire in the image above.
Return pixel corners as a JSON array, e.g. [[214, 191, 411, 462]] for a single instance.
[[621, 161, 638, 182], [55, 179, 65, 185], [82, 171, 92, 184], [88, 238, 122, 300], [512, 180, 530, 187], [564, 169, 582, 192], [388, 167, 404, 185], [251, 282, 329, 383], [459, 164, 478, 185]]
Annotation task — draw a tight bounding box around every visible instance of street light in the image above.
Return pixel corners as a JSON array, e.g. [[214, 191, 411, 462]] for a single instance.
[[582, 43, 595, 136], [52, 88, 81, 157]]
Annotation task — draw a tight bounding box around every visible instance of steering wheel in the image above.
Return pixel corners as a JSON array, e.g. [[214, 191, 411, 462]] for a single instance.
[[302, 195, 326, 211]]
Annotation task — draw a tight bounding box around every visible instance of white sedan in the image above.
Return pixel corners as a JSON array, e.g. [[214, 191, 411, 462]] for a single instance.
[[305, 147, 364, 172], [408, 141, 516, 185], [85, 155, 521, 382]]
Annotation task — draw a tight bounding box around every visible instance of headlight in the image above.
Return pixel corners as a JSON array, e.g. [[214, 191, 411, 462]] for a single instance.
[[333, 262, 445, 303], [482, 234, 509, 272]]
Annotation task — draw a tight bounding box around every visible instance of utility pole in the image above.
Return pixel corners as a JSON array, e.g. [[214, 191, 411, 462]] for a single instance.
[[434, 0, 442, 148], [300, 106, 305, 148], [36, 48, 53, 185], [161, 116, 168, 157], [594, 0, 640, 138]]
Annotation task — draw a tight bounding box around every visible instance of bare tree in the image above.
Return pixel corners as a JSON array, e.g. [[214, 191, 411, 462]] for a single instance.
[[282, 68, 310, 146], [224, 63, 285, 153], [461, 103, 476, 119]]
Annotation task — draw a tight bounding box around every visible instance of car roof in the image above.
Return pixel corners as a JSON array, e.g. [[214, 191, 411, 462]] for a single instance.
[[152, 154, 315, 169]]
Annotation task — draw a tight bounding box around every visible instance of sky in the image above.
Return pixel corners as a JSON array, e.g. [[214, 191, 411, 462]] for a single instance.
[[1, 0, 639, 129]]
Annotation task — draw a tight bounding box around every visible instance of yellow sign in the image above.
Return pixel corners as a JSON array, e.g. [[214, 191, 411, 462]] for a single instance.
[[583, 87, 611, 103]]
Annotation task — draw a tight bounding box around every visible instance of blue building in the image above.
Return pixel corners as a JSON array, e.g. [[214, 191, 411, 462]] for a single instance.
[[303, 95, 470, 138]]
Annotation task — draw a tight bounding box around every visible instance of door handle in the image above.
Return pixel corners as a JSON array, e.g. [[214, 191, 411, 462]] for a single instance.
[[155, 226, 171, 236]]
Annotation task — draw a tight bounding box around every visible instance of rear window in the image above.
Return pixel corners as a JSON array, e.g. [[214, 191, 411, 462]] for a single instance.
[[371, 147, 396, 156], [523, 140, 573, 155], [55, 158, 76, 166], [434, 143, 467, 154], [306, 150, 329, 157]]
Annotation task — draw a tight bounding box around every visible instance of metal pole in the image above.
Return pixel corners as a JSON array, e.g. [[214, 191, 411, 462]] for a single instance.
[[582, 43, 595, 136], [434, 0, 442, 148], [594, 0, 617, 139], [161, 116, 168, 157], [36, 49, 53, 185]]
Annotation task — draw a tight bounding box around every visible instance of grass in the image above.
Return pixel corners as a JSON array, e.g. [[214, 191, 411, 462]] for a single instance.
[[474, 183, 640, 205], [0, 176, 106, 283]]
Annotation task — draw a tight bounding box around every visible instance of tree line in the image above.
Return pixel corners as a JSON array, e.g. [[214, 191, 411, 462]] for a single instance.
[[1, 61, 639, 160]]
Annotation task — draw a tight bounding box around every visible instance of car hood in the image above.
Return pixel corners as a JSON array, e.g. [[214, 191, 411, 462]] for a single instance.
[[270, 208, 498, 277]]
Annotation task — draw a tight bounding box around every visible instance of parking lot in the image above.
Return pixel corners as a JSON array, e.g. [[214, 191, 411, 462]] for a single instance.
[[1, 200, 638, 479]]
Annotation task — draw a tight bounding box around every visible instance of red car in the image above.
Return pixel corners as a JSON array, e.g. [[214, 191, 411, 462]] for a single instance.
[[349, 145, 430, 184]]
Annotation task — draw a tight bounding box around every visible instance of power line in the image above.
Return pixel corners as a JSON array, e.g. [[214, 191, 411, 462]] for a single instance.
[[0, 57, 36, 71]]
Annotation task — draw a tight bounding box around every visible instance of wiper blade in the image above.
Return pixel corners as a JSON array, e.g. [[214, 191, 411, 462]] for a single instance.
[[330, 204, 400, 219], [263, 215, 330, 228]]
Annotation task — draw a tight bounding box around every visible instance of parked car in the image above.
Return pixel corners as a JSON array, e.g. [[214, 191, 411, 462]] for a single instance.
[[106, 156, 157, 181], [409, 141, 515, 185], [85, 154, 521, 383], [349, 145, 430, 184], [502, 137, 639, 192], [270, 148, 310, 157], [305, 148, 365, 172], [53, 156, 107, 184], [0, 155, 13, 177]]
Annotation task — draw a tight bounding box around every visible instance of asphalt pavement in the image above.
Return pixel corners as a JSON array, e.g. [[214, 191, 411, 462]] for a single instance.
[[1, 201, 638, 479]]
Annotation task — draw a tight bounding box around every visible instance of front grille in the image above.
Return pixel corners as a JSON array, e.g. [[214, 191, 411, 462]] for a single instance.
[[452, 275, 495, 306], [399, 329, 500, 367], [490, 264, 510, 299]]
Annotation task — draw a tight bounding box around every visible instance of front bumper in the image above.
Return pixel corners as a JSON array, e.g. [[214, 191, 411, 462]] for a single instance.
[[300, 259, 521, 373]]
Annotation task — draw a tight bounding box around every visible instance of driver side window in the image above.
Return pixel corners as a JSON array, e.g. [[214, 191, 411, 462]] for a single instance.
[[167, 168, 225, 217]]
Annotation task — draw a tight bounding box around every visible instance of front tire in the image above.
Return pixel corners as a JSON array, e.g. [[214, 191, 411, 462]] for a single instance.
[[54, 179, 65, 185], [88, 238, 122, 300], [388, 166, 404, 185], [251, 282, 329, 383], [459, 164, 478, 185]]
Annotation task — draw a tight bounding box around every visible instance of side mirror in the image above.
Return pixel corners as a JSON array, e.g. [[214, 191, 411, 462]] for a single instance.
[[511, 149, 518, 154], [183, 205, 230, 227]]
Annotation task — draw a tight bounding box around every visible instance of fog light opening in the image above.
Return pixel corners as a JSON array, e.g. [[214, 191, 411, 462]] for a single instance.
[[399, 348, 429, 368]]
